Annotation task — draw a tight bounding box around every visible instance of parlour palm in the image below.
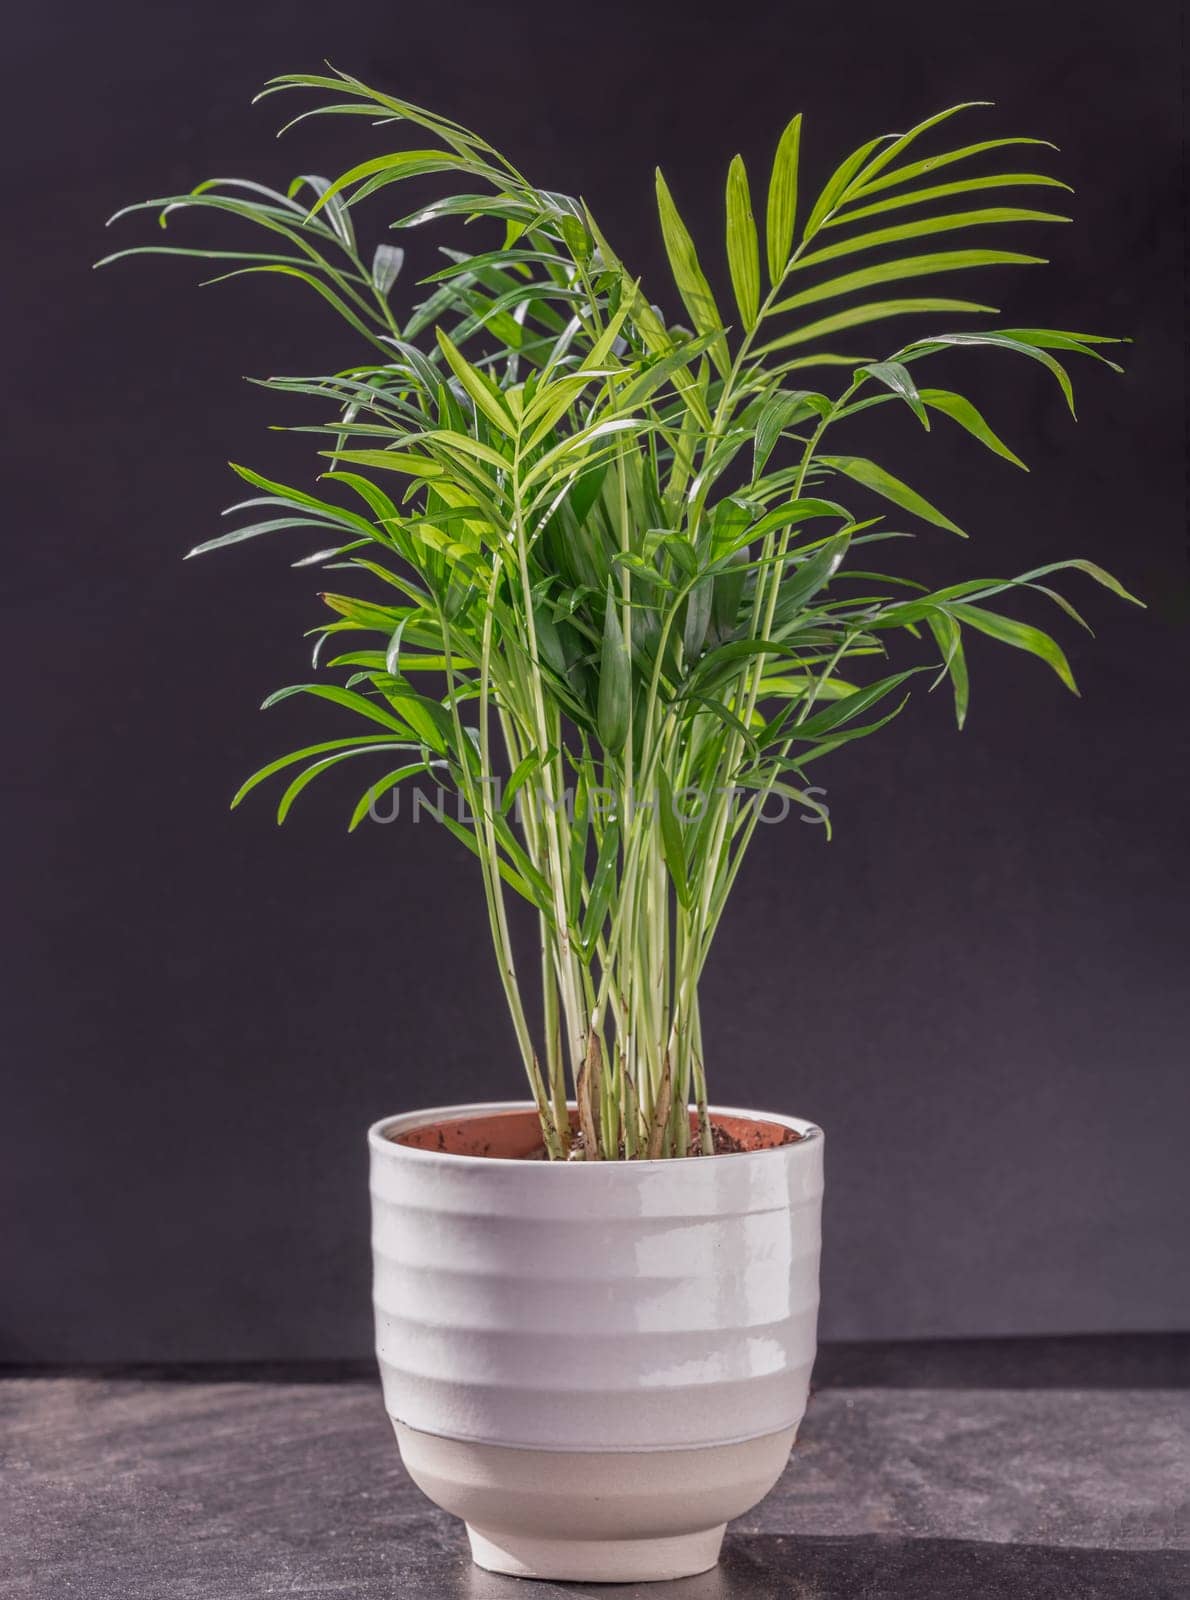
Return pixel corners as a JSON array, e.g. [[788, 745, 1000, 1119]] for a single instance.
[[102, 70, 1138, 1158]]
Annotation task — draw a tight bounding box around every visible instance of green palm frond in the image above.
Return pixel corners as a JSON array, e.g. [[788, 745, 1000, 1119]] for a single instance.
[[101, 69, 1140, 1159]]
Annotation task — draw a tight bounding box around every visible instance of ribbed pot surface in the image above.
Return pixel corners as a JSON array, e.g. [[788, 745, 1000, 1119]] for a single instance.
[[368, 1101, 824, 1453]]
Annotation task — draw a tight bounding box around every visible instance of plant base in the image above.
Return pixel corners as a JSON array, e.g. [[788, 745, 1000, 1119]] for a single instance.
[[394, 1420, 796, 1583]]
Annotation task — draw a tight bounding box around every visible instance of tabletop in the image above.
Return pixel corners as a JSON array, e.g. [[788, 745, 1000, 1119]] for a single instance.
[[3, 1338, 1187, 1599]]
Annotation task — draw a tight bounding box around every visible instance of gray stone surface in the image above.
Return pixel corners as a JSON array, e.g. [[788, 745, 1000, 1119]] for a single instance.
[[2, 1373, 1187, 1598]]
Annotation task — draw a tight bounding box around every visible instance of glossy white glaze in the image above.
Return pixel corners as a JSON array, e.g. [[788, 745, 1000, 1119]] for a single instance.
[[368, 1101, 824, 1454]]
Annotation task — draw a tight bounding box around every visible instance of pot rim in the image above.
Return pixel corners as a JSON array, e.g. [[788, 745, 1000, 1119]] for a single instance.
[[368, 1100, 822, 1170]]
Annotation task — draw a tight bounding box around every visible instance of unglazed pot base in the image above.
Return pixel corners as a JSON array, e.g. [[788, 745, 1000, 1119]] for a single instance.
[[466, 1525, 725, 1583], [394, 1420, 797, 1582]]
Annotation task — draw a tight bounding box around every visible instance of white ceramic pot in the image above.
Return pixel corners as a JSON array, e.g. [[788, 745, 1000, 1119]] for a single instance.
[[368, 1100, 824, 1582]]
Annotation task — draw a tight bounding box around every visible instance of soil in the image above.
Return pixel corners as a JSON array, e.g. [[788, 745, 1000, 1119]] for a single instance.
[[390, 1107, 803, 1161], [556, 1121, 800, 1161]]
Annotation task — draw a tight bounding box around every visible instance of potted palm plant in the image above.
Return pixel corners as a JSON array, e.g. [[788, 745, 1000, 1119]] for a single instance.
[[102, 68, 1137, 1581]]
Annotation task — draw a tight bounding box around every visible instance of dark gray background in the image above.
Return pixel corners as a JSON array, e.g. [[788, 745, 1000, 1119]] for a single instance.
[[3, 0, 1186, 1362]]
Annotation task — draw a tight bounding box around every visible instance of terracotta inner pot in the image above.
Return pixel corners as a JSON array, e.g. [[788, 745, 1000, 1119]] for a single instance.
[[390, 1107, 801, 1159]]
